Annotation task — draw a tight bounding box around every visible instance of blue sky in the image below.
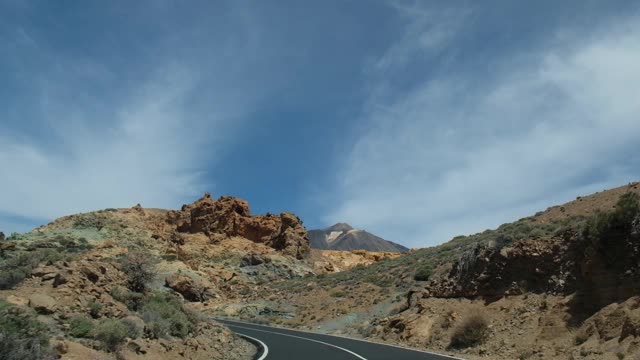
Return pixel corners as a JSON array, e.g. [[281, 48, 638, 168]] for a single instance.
[[1, 1, 640, 247]]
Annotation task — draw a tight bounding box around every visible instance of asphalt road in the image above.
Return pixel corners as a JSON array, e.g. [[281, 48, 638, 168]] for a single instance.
[[217, 319, 462, 360]]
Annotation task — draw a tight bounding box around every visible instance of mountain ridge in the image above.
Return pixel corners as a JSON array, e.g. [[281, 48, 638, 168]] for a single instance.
[[308, 223, 409, 252]]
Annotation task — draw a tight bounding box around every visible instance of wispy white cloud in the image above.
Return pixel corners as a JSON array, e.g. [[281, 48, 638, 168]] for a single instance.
[[327, 9, 640, 247], [372, 1, 468, 73], [0, 65, 215, 221], [0, 3, 274, 229]]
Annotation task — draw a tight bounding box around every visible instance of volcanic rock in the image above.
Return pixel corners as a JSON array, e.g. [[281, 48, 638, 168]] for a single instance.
[[171, 194, 310, 259], [29, 294, 57, 314], [166, 273, 216, 302]]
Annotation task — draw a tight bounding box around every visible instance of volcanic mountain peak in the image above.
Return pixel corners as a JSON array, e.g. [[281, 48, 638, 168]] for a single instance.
[[308, 223, 409, 252], [326, 222, 354, 232]]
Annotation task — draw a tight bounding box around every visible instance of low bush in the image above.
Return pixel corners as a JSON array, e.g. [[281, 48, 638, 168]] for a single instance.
[[140, 292, 197, 339], [89, 302, 103, 318], [0, 300, 51, 360], [111, 286, 144, 311], [449, 314, 489, 349], [120, 317, 142, 339], [414, 265, 433, 281], [69, 316, 94, 338], [582, 192, 639, 269], [93, 319, 128, 352]]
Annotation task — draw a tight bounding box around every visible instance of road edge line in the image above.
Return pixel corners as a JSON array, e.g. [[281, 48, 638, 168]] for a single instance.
[[216, 317, 465, 360], [229, 324, 367, 360], [235, 332, 269, 360]]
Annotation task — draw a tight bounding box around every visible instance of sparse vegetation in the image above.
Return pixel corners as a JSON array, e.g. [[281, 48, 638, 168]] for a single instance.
[[139, 292, 197, 339], [89, 301, 103, 318], [413, 264, 433, 281], [0, 300, 51, 360], [582, 192, 639, 269], [0, 249, 65, 289], [93, 318, 128, 352], [121, 251, 158, 292], [0, 233, 94, 290], [111, 286, 144, 310], [69, 316, 95, 338], [120, 317, 142, 339], [449, 314, 489, 349]]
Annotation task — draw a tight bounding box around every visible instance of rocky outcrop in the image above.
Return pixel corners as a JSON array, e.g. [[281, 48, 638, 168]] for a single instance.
[[170, 193, 310, 259], [0, 231, 5, 241], [165, 272, 216, 302], [425, 235, 578, 299]]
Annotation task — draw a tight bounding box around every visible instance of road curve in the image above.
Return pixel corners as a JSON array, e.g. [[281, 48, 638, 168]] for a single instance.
[[217, 319, 463, 360]]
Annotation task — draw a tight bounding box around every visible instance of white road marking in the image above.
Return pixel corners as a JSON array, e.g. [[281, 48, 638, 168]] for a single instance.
[[217, 318, 465, 360], [235, 332, 269, 360], [228, 324, 368, 360]]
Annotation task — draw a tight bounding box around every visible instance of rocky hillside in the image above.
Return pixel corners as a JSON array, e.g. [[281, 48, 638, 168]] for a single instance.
[[3, 182, 640, 360], [0, 193, 313, 360], [309, 223, 409, 252], [238, 181, 640, 360]]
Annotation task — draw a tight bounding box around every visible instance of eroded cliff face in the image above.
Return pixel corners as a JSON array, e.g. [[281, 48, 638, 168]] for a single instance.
[[169, 193, 310, 259], [423, 217, 640, 314]]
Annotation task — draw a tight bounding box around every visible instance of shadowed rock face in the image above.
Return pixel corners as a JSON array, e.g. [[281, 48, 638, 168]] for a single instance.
[[170, 193, 310, 259], [424, 214, 640, 319]]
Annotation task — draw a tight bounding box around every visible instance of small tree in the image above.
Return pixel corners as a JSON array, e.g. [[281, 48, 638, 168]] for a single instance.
[[121, 251, 157, 293]]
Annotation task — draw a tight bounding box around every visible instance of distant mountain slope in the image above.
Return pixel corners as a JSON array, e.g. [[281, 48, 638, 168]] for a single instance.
[[308, 223, 409, 252]]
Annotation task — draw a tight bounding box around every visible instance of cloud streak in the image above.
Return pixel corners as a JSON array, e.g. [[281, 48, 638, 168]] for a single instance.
[[327, 8, 640, 247], [0, 2, 273, 231]]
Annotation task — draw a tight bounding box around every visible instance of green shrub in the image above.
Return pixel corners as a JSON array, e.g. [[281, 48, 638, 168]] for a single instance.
[[582, 192, 639, 269], [449, 314, 489, 349], [330, 290, 346, 298], [0, 300, 50, 359], [414, 265, 433, 281], [89, 302, 103, 318], [120, 317, 141, 339], [69, 316, 94, 338], [111, 286, 144, 311], [140, 292, 196, 339], [93, 319, 128, 352]]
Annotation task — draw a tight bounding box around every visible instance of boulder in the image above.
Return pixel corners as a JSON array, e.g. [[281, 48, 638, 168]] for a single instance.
[[166, 273, 216, 302], [28, 294, 57, 314], [53, 272, 69, 287], [240, 254, 270, 267]]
